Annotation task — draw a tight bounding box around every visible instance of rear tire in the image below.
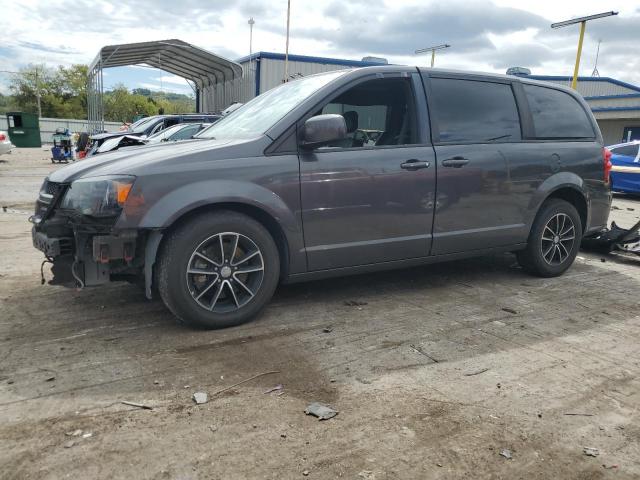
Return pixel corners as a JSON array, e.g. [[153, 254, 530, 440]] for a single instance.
[[157, 211, 280, 329], [517, 199, 582, 277]]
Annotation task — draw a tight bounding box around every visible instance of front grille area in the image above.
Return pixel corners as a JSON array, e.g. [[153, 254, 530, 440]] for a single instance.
[[43, 180, 62, 196]]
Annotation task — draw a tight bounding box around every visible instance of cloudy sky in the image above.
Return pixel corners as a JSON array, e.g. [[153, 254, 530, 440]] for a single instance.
[[1, 0, 639, 95]]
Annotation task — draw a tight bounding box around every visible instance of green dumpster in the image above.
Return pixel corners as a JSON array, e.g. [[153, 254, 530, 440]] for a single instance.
[[6, 112, 42, 148]]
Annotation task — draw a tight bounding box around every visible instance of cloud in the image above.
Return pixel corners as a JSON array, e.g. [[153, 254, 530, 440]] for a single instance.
[[154, 75, 190, 86], [17, 41, 79, 55]]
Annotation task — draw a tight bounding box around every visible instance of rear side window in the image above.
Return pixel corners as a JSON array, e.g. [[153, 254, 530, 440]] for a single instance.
[[611, 144, 638, 157], [430, 78, 521, 143], [523, 84, 594, 139]]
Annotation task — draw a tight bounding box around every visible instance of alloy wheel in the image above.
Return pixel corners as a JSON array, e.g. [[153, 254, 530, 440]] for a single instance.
[[185, 232, 264, 313], [541, 213, 575, 266]]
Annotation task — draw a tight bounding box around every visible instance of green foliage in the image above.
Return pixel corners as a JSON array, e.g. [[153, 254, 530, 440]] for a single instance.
[[4, 64, 195, 121]]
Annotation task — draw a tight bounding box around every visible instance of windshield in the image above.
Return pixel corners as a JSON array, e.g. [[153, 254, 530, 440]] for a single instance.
[[129, 116, 160, 133], [147, 123, 185, 140], [197, 70, 348, 140]]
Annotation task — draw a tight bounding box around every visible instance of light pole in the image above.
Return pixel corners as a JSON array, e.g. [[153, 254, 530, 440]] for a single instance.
[[284, 0, 291, 82], [415, 44, 451, 68], [248, 17, 255, 75], [551, 11, 618, 90]]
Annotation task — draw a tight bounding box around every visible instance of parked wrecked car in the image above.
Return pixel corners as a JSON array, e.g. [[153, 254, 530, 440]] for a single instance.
[[86, 114, 221, 156], [608, 141, 640, 194], [0, 131, 15, 155], [31, 66, 611, 329], [145, 122, 213, 145]]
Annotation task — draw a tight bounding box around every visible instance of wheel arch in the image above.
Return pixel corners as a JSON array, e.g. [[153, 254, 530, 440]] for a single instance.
[[544, 187, 588, 232], [160, 202, 291, 281], [529, 173, 589, 233]]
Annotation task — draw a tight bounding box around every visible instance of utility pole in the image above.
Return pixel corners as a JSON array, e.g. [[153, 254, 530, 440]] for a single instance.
[[34, 67, 42, 118], [284, 0, 291, 82], [551, 11, 617, 90], [248, 17, 255, 75], [414, 44, 451, 68]]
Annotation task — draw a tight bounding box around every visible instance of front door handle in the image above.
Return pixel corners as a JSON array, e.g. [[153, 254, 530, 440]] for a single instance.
[[400, 159, 430, 170], [442, 156, 469, 168]]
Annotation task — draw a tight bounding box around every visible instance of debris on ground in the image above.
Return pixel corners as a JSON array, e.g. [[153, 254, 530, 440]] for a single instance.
[[45, 376, 55, 382], [263, 384, 284, 395], [583, 447, 600, 457], [64, 440, 76, 448], [357, 471, 374, 479], [492, 320, 506, 326], [564, 413, 594, 417], [601, 258, 606, 263], [210, 371, 280, 397], [193, 392, 208, 404], [602, 464, 618, 470], [302, 470, 310, 476], [121, 401, 153, 410], [209, 425, 218, 433], [500, 449, 513, 459], [501, 307, 518, 315], [65, 429, 83, 437], [408, 344, 440, 363], [322, 326, 333, 333], [305, 402, 338, 420], [463, 368, 489, 376], [82, 432, 92, 438], [344, 300, 368, 306]]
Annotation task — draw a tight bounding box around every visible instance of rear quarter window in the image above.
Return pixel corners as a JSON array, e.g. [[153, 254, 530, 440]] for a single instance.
[[523, 84, 594, 139]]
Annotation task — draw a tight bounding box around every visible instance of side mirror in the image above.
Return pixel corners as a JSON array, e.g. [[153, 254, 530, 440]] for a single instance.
[[301, 114, 347, 149]]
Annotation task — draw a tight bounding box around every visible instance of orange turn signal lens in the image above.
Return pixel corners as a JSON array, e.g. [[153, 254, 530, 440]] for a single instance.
[[114, 181, 133, 206]]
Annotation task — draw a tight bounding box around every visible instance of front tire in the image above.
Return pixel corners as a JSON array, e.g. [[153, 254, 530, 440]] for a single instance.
[[157, 211, 280, 329], [517, 199, 582, 277]]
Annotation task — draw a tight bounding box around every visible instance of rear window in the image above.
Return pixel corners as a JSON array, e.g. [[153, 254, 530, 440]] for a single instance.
[[611, 144, 638, 157], [523, 84, 594, 139], [430, 78, 521, 143]]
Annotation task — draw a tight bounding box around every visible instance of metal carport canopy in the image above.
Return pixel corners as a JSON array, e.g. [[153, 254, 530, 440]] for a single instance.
[[89, 39, 243, 87]]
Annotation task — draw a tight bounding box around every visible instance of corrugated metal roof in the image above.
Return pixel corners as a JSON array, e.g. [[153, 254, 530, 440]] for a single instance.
[[528, 75, 640, 97], [89, 39, 243, 87], [236, 51, 389, 67]]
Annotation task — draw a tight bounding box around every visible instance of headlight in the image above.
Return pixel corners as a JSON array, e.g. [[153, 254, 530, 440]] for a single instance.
[[60, 175, 135, 217]]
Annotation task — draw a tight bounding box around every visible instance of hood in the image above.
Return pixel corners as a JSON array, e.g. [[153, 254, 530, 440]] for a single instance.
[[48, 137, 258, 183]]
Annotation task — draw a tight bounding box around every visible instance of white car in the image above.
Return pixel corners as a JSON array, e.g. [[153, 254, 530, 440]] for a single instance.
[[0, 131, 14, 155]]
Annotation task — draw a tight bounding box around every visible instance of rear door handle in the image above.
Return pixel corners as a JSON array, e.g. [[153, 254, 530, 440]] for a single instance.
[[442, 156, 469, 168], [400, 159, 430, 170]]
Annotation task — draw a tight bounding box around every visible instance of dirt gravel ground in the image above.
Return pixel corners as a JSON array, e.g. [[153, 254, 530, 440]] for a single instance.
[[1, 148, 640, 479]]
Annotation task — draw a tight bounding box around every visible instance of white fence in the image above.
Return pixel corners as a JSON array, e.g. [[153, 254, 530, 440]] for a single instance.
[[0, 116, 121, 144]]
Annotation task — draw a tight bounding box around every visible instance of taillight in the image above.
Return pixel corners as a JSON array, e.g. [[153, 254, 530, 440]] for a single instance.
[[0, 134, 6, 142], [603, 147, 612, 183]]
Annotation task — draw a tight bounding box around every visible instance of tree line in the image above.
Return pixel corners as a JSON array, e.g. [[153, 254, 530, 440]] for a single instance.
[[0, 64, 196, 122]]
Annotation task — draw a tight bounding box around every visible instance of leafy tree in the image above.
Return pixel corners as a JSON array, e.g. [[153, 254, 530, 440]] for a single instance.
[[5, 64, 196, 121]]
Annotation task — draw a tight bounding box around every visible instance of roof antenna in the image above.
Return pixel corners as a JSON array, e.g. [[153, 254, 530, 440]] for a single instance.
[[591, 39, 601, 77]]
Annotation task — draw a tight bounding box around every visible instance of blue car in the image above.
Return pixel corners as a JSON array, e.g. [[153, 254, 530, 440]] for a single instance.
[[609, 141, 640, 194]]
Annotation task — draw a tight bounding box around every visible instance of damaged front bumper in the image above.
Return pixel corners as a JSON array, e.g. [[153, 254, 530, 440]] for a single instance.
[[31, 225, 139, 287], [31, 179, 145, 289]]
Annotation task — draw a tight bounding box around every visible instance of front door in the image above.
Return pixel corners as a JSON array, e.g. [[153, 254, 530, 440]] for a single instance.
[[299, 73, 436, 271]]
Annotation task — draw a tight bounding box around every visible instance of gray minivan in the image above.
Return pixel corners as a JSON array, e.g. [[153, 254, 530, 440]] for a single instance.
[[31, 66, 612, 328]]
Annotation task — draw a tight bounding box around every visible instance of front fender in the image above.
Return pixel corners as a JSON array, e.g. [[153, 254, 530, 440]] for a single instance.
[[118, 178, 306, 274]]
